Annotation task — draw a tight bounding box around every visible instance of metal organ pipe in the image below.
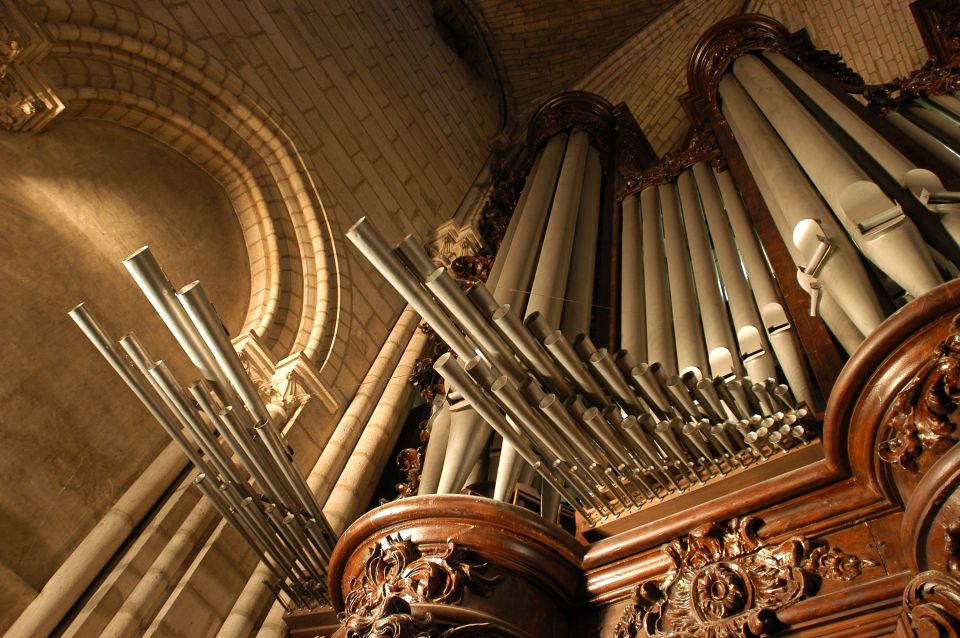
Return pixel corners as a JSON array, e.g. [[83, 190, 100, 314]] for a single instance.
[[731, 55, 943, 299], [719, 74, 886, 340], [640, 187, 676, 369], [659, 181, 709, 376], [620, 194, 646, 360], [561, 146, 603, 336], [676, 168, 739, 378]]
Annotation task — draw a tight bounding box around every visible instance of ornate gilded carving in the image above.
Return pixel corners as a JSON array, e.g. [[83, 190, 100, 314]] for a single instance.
[[614, 102, 658, 176], [896, 570, 960, 638], [477, 166, 526, 253], [614, 516, 876, 638], [879, 314, 960, 471], [865, 59, 960, 115], [340, 535, 502, 638], [620, 121, 723, 198], [449, 254, 493, 285]]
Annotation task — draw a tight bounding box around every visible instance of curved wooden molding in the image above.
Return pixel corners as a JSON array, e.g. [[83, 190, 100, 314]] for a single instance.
[[685, 14, 790, 112], [526, 90, 617, 160]]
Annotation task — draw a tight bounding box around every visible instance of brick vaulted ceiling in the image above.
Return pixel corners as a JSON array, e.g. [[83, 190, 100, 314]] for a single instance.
[[431, 0, 682, 135]]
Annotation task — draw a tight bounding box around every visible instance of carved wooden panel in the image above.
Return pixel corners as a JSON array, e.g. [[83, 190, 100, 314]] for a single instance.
[[613, 516, 876, 637]]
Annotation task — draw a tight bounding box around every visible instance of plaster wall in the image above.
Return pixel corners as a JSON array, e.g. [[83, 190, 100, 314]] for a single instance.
[[0, 118, 249, 631]]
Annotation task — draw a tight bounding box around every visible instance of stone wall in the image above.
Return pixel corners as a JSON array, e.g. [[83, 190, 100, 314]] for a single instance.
[[748, 0, 928, 83]]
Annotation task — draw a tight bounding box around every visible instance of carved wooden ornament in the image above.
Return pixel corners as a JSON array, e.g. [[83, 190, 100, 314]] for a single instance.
[[897, 570, 960, 638], [340, 534, 502, 638], [879, 313, 960, 471], [614, 516, 876, 638]]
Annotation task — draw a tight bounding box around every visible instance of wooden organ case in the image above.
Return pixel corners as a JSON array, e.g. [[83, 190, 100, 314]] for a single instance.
[[288, 10, 960, 638]]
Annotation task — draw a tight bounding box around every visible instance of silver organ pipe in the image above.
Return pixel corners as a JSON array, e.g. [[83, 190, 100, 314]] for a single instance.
[[70, 247, 336, 611], [349, 216, 816, 527], [731, 55, 943, 299]]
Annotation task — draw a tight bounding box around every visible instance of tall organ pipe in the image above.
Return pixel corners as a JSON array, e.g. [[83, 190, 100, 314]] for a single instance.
[[417, 400, 451, 495], [660, 181, 709, 376], [621, 194, 646, 360], [489, 133, 568, 312], [720, 103, 866, 355], [527, 129, 590, 326], [693, 164, 781, 386], [677, 169, 739, 378], [719, 74, 886, 337], [731, 55, 943, 299], [561, 146, 603, 336], [640, 187, 675, 368]]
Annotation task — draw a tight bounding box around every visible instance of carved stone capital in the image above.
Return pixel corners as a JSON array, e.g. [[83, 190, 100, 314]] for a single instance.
[[614, 516, 877, 638], [428, 220, 483, 267], [879, 313, 960, 472], [234, 331, 338, 423], [0, 1, 62, 132], [897, 570, 960, 637]]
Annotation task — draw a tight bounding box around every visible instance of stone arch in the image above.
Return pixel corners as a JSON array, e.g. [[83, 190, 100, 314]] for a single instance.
[[13, 1, 343, 366]]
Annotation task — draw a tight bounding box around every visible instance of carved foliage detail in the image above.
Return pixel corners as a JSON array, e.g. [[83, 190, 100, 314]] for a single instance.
[[865, 59, 960, 115], [897, 570, 960, 638], [620, 120, 722, 197], [879, 314, 960, 471], [614, 516, 876, 638], [341, 535, 502, 638]]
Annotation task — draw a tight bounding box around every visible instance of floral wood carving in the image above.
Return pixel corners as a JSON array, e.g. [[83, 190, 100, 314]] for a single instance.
[[527, 90, 618, 160], [619, 120, 723, 198], [340, 535, 502, 638], [896, 570, 960, 638], [477, 166, 525, 253], [797, 47, 865, 88], [687, 15, 790, 109], [865, 59, 960, 115], [613, 516, 877, 638], [879, 313, 960, 471], [449, 254, 493, 285]]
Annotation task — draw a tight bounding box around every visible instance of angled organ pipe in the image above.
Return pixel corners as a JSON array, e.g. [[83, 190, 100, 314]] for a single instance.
[[677, 168, 739, 378], [719, 74, 886, 337], [732, 55, 943, 299]]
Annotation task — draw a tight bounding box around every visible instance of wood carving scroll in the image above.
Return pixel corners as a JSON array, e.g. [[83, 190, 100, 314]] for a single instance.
[[896, 570, 960, 638], [340, 534, 502, 638], [526, 90, 618, 160], [912, 0, 960, 66], [619, 120, 723, 199], [864, 58, 960, 116], [477, 166, 526, 254], [613, 102, 658, 177], [614, 516, 876, 638], [879, 313, 960, 471], [686, 14, 791, 111]]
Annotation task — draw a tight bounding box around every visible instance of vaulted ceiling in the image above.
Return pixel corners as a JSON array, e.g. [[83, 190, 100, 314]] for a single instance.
[[431, 0, 682, 135]]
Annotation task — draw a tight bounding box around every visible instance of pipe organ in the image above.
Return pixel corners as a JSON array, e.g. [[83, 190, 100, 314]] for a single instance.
[[56, 9, 960, 638]]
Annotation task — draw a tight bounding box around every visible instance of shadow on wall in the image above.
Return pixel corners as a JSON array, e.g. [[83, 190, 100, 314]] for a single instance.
[[0, 118, 250, 632]]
